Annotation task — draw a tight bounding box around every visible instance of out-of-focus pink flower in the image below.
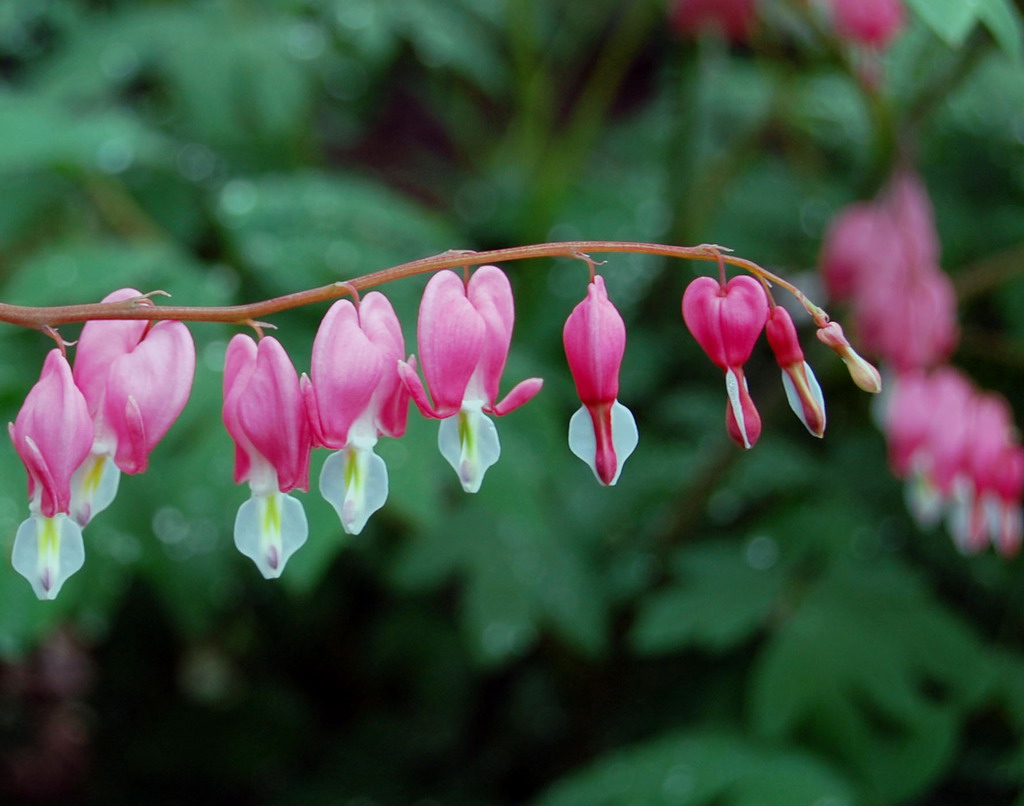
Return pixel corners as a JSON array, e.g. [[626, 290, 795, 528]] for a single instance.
[[818, 171, 958, 373], [819, 203, 894, 301], [854, 271, 958, 373], [882, 368, 1024, 556], [991, 447, 1024, 557], [304, 293, 409, 534], [70, 288, 195, 526], [9, 350, 94, 599], [399, 267, 543, 492], [223, 335, 311, 578], [765, 305, 826, 437], [563, 275, 638, 486], [828, 0, 905, 49], [669, 0, 758, 43], [682, 275, 769, 449]]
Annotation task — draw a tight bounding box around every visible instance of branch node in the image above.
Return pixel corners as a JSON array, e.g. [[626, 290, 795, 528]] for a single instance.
[[243, 319, 277, 339], [42, 326, 74, 357], [335, 281, 360, 306], [573, 251, 606, 282]]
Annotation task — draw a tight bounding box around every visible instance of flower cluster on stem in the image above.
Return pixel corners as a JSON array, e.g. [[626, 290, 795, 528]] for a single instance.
[[4, 242, 879, 597]]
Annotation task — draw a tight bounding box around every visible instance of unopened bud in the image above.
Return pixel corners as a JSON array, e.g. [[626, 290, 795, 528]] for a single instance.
[[817, 322, 882, 394]]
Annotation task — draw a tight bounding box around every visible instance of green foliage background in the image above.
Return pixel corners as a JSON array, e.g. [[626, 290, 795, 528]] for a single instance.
[[1, 1, 1024, 804]]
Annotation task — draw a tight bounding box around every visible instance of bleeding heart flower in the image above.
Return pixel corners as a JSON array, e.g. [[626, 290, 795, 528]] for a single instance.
[[223, 335, 311, 579], [682, 275, 769, 449], [304, 292, 409, 535], [398, 267, 543, 493], [70, 288, 195, 526], [563, 275, 638, 486], [9, 350, 94, 599], [765, 305, 826, 438]]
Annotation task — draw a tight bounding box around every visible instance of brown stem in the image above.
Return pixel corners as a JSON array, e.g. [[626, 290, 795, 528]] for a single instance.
[[0, 241, 828, 329]]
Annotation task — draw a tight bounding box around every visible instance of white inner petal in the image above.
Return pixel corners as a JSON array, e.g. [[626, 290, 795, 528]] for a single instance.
[[234, 491, 308, 579], [725, 368, 750, 449], [567, 401, 638, 486], [320, 444, 389, 535], [12, 513, 85, 600], [69, 452, 122, 527], [438, 402, 500, 493]]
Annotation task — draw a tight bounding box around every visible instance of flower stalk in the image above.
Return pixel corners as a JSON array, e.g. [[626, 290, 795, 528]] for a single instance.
[[0, 241, 830, 330]]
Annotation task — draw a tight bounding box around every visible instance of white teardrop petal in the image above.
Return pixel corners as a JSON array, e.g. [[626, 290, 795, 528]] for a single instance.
[[69, 452, 122, 527], [725, 368, 750, 449], [12, 513, 85, 600], [438, 404, 500, 494], [320, 445, 389, 535], [780, 363, 826, 436], [567, 405, 596, 473], [608, 400, 639, 484], [234, 491, 308, 579]]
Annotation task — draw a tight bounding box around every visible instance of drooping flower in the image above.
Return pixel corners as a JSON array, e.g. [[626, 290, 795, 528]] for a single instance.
[[9, 350, 94, 599], [563, 275, 638, 486], [819, 202, 894, 302], [303, 293, 409, 535], [398, 267, 543, 493], [70, 288, 196, 526], [764, 305, 826, 438], [816, 321, 883, 393], [682, 275, 769, 449], [223, 335, 311, 578]]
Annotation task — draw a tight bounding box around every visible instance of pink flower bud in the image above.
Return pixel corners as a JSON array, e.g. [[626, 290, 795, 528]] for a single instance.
[[816, 322, 882, 393], [765, 306, 826, 438], [563, 275, 638, 486]]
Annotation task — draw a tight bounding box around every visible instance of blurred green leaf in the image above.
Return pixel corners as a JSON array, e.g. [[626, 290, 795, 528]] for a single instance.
[[219, 171, 460, 294], [906, 0, 981, 48], [751, 560, 992, 803], [532, 730, 856, 806], [630, 541, 784, 655], [0, 90, 172, 175], [978, 0, 1024, 66], [4, 240, 227, 306]]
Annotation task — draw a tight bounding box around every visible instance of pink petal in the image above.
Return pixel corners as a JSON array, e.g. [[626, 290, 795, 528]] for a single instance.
[[724, 367, 761, 450], [466, 266, 515, 405], [417, 270, 485, 416], [491, 377, 544, 417], [563, 275, 626, 407], [12, 350, 94, 517], [236, 337, 311, 494], [311, 300, 384, 448], [765, 306, 805, 367], [300, 374, 327, 448], [359, 292, 410, 438], [72, 288, 150, 418], [105, 321, 195, 474], [223, 335, 259, 485], [683, 275, 768, 371]]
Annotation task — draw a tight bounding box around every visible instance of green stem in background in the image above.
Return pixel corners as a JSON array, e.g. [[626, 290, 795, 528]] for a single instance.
[[0, 240, 828, 328], [903, 30, 988, 140], [954, 240, 1024, 303], [524, 0, 661, 237]]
